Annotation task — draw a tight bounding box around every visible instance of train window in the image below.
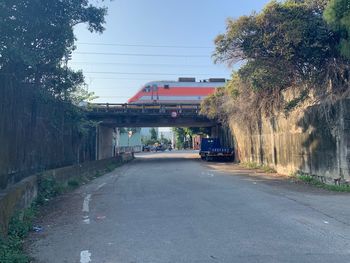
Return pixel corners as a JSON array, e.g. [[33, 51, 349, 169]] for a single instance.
[[144, 86, 151, 92], [152, 84, 158, 91], [164, 84, 170, 89]]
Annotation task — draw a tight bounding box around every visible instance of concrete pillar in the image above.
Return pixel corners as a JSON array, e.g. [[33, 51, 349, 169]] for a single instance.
[[97, 126, 115, 160]]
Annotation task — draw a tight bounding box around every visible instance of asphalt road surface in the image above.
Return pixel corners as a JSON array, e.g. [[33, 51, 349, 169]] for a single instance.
[[28, 151, 350, 263]]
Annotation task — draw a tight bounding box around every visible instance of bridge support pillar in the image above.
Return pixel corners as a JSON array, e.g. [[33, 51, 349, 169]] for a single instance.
[[97, 126, 115, 160]]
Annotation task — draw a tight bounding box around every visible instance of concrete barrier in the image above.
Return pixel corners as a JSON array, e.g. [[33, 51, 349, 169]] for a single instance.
[[0, 154, 133, 235]]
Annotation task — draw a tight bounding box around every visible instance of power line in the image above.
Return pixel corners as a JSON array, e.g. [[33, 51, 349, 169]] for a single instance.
[[74, 52, 209, 58], [70, 62, 214, 68], [84, 71, 215, 76], [84, 77, 159, 80], [77, 42, 212, 49]]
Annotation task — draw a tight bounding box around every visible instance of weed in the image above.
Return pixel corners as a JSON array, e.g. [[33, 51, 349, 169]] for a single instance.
[[0, 206, 37, 263], [36, 177, 65, 205], [296, 172, 350, 192], [67, 179, 80, 189], [106, 163, 120, 173]]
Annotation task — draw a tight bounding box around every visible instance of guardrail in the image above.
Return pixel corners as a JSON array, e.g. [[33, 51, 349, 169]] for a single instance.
[[116, 145, 142, 154], [87, 103, 201, 115]]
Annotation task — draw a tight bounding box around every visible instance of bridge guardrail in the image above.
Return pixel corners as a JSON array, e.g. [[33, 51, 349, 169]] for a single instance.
[[116, 146, 142, 154], [87, 103, 201, 115]]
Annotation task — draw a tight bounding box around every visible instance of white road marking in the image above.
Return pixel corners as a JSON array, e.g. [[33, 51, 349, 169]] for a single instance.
[[83, 194, 92, 213], [324, 221, 329, 224], [97, 183, 107, 190], [83, 218, 90, 224], [80, 250, 91, 263]]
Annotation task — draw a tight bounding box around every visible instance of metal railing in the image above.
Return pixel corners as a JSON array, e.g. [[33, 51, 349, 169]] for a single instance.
[[116, 145, 142, 154], [87, 103, 201, 115]]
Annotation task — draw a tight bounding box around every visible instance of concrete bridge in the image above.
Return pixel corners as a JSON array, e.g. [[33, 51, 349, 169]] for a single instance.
[[85, 103, 219, 160], [86, 103, 216, 127]]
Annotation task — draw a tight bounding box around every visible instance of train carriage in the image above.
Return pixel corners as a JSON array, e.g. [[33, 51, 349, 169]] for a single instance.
[[128, 78, 226, 105]]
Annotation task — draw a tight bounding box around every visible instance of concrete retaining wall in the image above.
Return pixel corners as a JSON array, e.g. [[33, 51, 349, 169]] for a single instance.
[[0, 76, 96, 190], [0, 154, 133, 235], [228, 100, 350, 183]]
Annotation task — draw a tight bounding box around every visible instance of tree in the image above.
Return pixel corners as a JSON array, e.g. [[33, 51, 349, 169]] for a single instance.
[[150, 128, 158, 141], [172, 128, 186, 149], [0, 0, 107, 100], [324, 0, 350, 58], [213, 0, 336, 92], [210, 0, 350, 116]]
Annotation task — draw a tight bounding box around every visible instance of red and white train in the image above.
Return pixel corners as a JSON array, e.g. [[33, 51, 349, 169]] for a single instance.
[[128, 77, 226, 104]]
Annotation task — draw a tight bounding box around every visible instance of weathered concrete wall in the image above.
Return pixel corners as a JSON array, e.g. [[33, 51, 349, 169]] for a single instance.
[[229, 100, 350, 183], [0, 176, 38, 236], [97, 126, 115, 160], [0, 76, 96, 190], [0, 154, 134, 235]]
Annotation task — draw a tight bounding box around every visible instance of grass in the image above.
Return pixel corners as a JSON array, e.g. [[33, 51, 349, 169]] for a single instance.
[[242, 162, 277, 173], [106, 163, 121, 173], [296, 173, 350, 192]]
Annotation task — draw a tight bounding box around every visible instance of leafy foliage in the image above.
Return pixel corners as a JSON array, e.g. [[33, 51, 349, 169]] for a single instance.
[[0, 0, 107, 100], [172, 127, 210, 149], [205, 0, 350, 124], [0, 207, 37, 263], [324, 0, 350, 58], [214, 1, 337, 92], [150, 128, 158, 141]]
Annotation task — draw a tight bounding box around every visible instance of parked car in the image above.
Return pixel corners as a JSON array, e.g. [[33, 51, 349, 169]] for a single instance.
[[142, 145, 151, 152], [156, 144, 166, 152]]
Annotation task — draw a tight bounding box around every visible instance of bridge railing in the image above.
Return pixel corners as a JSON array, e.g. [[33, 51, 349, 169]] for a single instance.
[[87, 103, 201, 115], [116, 145, 142, 154]]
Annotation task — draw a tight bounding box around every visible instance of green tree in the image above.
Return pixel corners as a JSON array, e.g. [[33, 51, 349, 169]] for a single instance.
[[150, 128, 158, 140], [209, 0, 350, 117], [0, 0, 107, 100], [324, 0, 350, 58], [173, 128, 186, 149], [213, 0, 335, 91]]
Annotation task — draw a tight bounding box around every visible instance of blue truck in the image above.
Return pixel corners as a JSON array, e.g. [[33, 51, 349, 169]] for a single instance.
[[199, 138, 234, 161]]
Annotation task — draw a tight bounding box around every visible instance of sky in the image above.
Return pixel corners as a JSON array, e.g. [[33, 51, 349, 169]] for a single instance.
[[70, 0, 270, 104]]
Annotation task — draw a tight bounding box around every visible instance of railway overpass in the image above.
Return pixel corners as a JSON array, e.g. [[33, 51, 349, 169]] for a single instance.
[[86, 103, 216, 127], [85, 103, 219, 159]]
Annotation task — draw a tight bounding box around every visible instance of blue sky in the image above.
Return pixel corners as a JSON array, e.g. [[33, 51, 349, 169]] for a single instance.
[[71, 0, 270, 103]]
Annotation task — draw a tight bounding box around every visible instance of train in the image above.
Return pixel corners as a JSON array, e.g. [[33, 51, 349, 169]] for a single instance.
[[128, 77, 226, 104]]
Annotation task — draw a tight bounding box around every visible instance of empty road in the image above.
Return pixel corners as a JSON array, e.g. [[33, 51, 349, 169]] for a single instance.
[[28, 151, 350, 263]]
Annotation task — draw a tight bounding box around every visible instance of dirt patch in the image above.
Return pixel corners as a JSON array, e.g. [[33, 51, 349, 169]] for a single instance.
[[204, 162, 350, 196]]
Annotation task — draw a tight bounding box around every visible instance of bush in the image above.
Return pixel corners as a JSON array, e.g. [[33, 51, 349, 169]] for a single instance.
[[0, 207, 37, 263]]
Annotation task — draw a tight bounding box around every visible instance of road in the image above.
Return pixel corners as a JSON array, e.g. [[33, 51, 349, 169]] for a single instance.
[[28, 151, 350, 263]]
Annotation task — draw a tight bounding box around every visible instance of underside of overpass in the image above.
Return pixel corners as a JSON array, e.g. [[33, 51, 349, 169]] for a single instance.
[[85, 103, 220, 160]]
